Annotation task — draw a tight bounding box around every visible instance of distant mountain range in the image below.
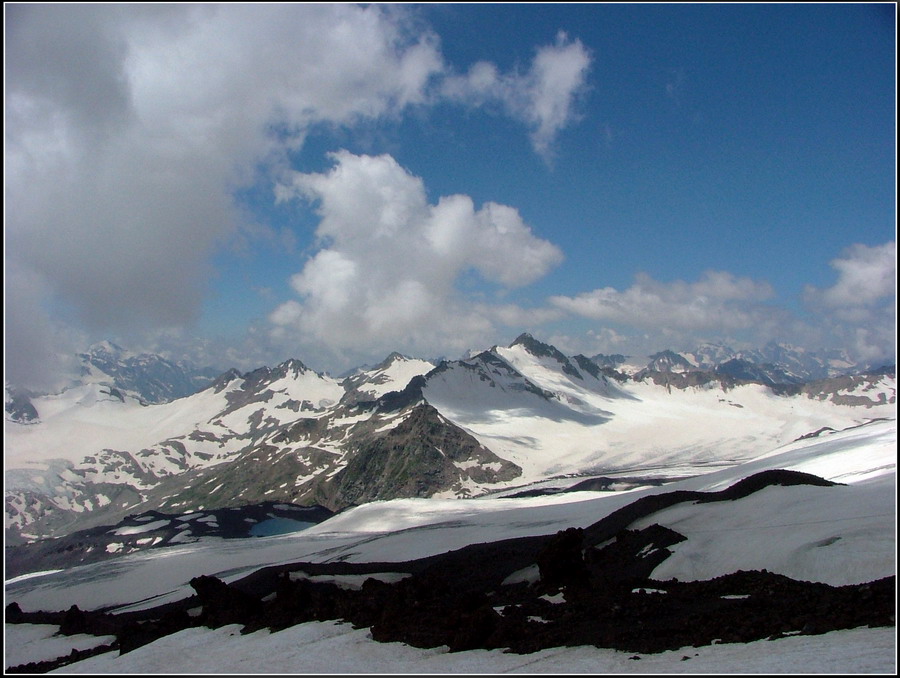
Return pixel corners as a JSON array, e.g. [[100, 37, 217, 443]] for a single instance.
[[75, 340, 222, 404], [3, 341, 221, 423], [5, 334, 896, 547], [593, 340, 873, 386]]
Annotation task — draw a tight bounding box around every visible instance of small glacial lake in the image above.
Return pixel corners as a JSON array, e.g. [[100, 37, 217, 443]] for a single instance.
[[249, 518, 317, 537]]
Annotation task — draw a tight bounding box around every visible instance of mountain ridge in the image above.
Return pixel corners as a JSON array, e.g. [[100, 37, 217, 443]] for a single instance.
[[5, 335, 896, 546]]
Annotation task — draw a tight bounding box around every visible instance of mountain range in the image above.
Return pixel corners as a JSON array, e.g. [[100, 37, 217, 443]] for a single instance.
[[5, 334, 895, 548], [3, 333, 896, 673], [74, 341, 222, 405]]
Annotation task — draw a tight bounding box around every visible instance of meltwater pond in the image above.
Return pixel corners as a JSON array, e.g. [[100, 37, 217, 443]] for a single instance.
[[248, 518, 317, 537]]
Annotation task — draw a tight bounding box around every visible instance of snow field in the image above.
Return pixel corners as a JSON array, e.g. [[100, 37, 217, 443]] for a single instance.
[[42, 622, 896, 674], [5, 624, 116, 669], [6, 419, 894, 615], [424, 354, 895, 488]]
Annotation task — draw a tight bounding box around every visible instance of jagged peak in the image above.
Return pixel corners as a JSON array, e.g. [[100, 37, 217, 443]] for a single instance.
[[85, 340, 128, 358], [376, 351, 412, 369], [509, 333, 558, 357], [278, 358, 312, 374], [572, 354, 602, 380], [649, 349, 690, 361], [211, 368, 243, 393], [473, 348, 520, 372], [507, 333, 582, 379], [510, 332, 536, 346]]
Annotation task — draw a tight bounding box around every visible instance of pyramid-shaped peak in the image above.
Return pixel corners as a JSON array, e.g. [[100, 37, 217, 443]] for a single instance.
[[510, 332, 550, 351], [650, 348, 687, 362], [211, 368, 243, 393], [509, 333, 562, 357], [87, 340, 127, 357], [278, 358, 312, 375], [507, 333, 582, 379], [511, 332, 535, 345], [369, 352, 414, 372]]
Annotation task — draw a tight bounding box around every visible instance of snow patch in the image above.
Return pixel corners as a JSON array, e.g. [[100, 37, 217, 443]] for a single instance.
[[112, 519, 170, 535]]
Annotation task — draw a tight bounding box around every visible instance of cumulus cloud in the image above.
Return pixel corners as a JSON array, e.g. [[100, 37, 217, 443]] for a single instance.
[[5, 4, 446, 381], [804, 242, 896, 315], [803, 242, 896, 363], [269, 151, 563, 360], [549, 250, 896, 366], [442, 30, 591, 160], [550, 271, 778, 334], [3, 263, 87, 393], [5, 4, 589, 388]]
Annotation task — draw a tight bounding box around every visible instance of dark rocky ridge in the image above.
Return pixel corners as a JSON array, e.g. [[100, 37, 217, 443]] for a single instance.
[[330, 402, 521, 506], [6, 470, 894, 673], [5, 502, 334, 579], [4, 387, 40, 423], [510, 333, 583, 380]]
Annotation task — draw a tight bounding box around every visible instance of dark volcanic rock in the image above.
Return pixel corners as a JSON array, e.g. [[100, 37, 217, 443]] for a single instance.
[[6, 469, 895, 673], [536, 527, 588, 589], [190, 574, 263, 628]]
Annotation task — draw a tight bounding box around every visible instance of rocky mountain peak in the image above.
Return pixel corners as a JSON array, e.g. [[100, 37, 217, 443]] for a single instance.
[[211, 368, 244, 393], [377, 352, 411, 368], [644, 350, 694, 373], [510, 332, 536, 346], [508, 333, 582, 379], [590, 353, 628, 369], [510, 333, 559, 356], [277, 358, 312, 377], [4, 384, 40, 424], [85, 340, 128, 360]]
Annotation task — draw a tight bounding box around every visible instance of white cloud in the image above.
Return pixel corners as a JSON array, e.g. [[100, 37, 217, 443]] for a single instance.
[[548, 248, 896, 366], [442, 30, 591, 160], [5, 5, 445, 363], [5, 4, 589, 389], [525, 31, 593, 158], [804, 242, 896, 314], [803, 242, 896, 364], [3, 263, 86, 393], [550, 271, 777, 334], [486, 304, 566, 329], [270, 151, 563, 361]]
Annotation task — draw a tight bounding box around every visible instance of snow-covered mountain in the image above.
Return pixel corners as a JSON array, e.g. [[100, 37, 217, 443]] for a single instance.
[[602, 340, 876, 385], [339, 352, 435, 403], [5, 342, 221, 427], [73, 341, 220, 405], [4, 335, 896, 547]]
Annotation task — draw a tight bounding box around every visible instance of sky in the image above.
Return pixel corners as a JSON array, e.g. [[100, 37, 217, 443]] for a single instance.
[[4, 2, 897, 390]]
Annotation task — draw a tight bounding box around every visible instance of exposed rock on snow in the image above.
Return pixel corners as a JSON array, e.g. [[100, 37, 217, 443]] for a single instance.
[[5, 469, 895, 673]]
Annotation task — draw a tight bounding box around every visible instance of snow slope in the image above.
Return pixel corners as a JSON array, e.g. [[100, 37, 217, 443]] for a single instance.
[[344, 353, 435, 399], [6, 419, 894, 612], [424, 345, 895, 485], [4, 380, 243, 471], [42, 622, 896, 674]]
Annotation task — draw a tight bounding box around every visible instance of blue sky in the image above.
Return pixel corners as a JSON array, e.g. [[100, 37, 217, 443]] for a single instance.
[[5, 3, 896, 387]]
